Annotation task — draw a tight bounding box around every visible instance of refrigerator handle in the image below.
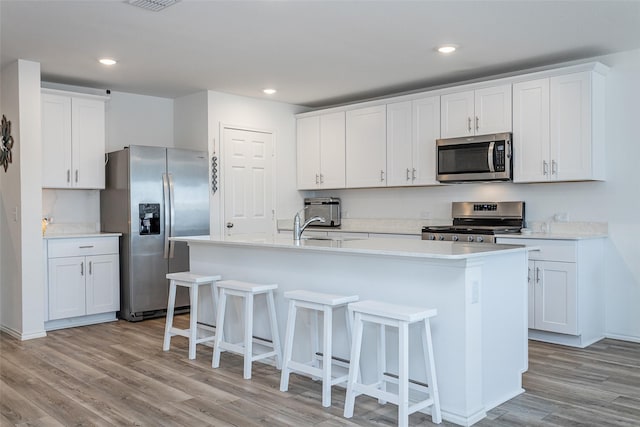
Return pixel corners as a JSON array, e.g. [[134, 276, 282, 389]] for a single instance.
[[162, 173, 170, 259], [168, 173, 176, 259]]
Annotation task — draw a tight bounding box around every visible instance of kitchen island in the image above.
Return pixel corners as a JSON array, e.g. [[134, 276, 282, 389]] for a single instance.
[[172, 234, 529, 427]]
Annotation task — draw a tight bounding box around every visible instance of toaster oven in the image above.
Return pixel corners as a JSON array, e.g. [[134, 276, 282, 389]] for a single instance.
[[304, 197, 341, 227]]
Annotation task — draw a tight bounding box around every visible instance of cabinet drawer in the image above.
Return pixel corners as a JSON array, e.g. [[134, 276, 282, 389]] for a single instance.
[[498, 238, 576, 262], [48, 237, 119, 258]]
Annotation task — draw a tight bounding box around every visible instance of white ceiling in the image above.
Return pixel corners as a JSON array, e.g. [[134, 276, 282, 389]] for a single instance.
[[2, 0, 640, 108]]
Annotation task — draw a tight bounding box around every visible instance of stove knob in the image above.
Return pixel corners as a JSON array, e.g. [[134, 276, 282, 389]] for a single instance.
[[429, 235, 435, 241], [477, 236, 484, 243], [438, 235, 445, 241], [452, 235, 459, 241], [467, 236, 475, 242]]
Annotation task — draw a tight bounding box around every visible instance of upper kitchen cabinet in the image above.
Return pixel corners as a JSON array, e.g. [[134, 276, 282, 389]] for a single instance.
[[296, 112, 345, 190], [346, 105, 387, 188], [513, 69, 606, 183], [42, 89, 107, 189], [440, 84, 512, 138], [386, 96, 440, 186]]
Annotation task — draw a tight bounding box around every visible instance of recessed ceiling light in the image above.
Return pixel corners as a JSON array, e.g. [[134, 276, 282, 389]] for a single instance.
[[99, 58, 117, 66], [263, 88, 277, 95], [437, 45, 457, 54]]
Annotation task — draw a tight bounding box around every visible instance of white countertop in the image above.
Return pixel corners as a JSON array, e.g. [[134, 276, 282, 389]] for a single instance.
[[172, 234, 529, 260], [43, 232, 122, 239], [496, 232, 608, 240]]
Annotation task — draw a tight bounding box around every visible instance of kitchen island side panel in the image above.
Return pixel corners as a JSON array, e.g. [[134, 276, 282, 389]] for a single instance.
[[186, 241, 526, 426]]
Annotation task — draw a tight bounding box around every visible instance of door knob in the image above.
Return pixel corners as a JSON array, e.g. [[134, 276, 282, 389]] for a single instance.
[[226, 222, 234, 228]]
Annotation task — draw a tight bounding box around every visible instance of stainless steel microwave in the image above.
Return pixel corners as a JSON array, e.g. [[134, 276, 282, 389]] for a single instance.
[[436, 133, 512, 183]]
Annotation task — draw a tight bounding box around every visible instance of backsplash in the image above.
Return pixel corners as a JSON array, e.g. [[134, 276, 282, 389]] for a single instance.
[[42, 189, 101, 234]]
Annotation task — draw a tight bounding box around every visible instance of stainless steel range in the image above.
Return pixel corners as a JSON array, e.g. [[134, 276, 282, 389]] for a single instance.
[[422, 201, 525, 243]]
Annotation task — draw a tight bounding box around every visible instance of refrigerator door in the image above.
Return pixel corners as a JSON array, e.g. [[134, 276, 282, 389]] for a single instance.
[[128, 146, 170, 316], [167, 148, 210, 306]]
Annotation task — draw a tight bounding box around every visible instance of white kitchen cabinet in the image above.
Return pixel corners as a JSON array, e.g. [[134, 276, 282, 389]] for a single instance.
[[440, 84, 511, 138], [346, 105, 387, 188], [497, 236, 604, 348], [45, 236, 120, 329], [296, 112, 345, 189], [513, 70, 605, 183], [386, 96, 440, 187], [41, 89, 106, 189]]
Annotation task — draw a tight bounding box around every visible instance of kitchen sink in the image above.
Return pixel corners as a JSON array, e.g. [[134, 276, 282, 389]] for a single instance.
[[302, 236, 363, 242]]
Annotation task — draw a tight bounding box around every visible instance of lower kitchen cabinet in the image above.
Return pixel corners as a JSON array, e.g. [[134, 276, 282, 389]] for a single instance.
[[45, 235, 120, 330], [497, 236, 605, 348]]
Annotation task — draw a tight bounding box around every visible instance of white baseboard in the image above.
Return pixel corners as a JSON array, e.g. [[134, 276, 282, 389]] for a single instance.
[[1, 325, 47, 341], [605, 332, 640, 344]]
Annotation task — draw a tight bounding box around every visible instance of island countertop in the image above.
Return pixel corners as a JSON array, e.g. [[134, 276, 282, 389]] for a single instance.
[[171, 233, 529, 260]]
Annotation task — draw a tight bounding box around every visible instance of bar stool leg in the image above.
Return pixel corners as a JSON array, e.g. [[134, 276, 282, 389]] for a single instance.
[[310, 309, 320, 372], [243, 293, 254, 379], [398, 321, 410, 427], [280, 299, 298, 392], [378, 323, 387, 404], [188, 284, 199, 360], [344, 311, 364, 419], [209, 281, 220, 342], [321, 305, 332, 407], [267, 290, 282, 369], [163, 279, 177, 352], [423, 318, 442, 424], [212, 288, 227, 368]]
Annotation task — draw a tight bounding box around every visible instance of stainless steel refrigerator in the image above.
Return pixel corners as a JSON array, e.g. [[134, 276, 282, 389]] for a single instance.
[[100, 145, 210, 321]]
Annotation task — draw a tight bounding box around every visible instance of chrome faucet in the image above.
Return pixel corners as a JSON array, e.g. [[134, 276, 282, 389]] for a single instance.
[[293, 212, 326, 241]]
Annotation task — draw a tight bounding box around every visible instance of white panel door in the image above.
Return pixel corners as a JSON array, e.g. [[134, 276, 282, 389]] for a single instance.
[[386, 101, 413, 187], [413, 96, 440, 186], [48, 256, 86, 320], [440, 91, 474, 138], [42, 93, 72, 187], [346, 105, 387, 188], [474, 84, 512, 135], [72, 97, 106, 189], [318, 111, 346, 189], [534, 261, 578, 335], [223, 128, 274, 235], [85, 254, 120, 315], [513, 78, 551, 183], [296, 116, 320, 189]]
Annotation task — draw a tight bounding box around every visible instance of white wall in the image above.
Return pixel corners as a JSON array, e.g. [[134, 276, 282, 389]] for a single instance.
[[311, 49, 640, 342], [204, 91, 307, 236], [0, 60, 45, 340], [174, 91, 208, 151]]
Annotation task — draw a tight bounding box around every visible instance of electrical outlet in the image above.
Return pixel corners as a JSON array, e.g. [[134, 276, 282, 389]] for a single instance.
[[554, 212, 569, 222]]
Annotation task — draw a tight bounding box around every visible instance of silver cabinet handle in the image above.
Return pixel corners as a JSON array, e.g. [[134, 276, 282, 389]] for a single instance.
[[475, 116, 479, 131], [67, 169, 71, 183], [552, 160, 557, 175], [543, 160, 549, 175], [315, 174, 319, 184], [467, 117, 472, 132], [380, 170, 385, 182], [319, 174, 324, 184], [80, 261, 84, 276], [89, 261, 92, 275], [406, 168, 410, 181], [527, 267, 531, 283], [536, 267, 541, 283], [412, 168, 416, 180], [78, 245, 94, 249], [75, 170, 79, 183]]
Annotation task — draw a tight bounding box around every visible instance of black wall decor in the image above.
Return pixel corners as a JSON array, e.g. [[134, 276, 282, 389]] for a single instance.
[[1, 114, 14, 172]]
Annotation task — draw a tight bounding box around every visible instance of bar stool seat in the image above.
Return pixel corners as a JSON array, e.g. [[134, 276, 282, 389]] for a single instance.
[[343, 300, 442, 427], [163, 272, 222, 360], [280, 290, 359, 407], [212, 280, 282, 379]]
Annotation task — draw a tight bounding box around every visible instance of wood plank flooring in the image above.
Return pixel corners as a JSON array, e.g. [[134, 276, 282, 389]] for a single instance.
[[2, 316, 639, 426]]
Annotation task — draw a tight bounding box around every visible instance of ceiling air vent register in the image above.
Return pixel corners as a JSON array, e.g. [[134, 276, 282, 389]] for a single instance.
[[127, 0, 179, 12]]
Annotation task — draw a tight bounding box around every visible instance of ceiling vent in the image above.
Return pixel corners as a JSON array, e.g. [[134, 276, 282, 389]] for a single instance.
[[127, 0, 179, 12]]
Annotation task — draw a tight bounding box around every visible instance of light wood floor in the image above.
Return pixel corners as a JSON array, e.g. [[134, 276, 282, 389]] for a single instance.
[[2, 316, 639, 426]]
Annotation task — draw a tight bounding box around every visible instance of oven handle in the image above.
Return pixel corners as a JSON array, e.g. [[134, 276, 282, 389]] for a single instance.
[[488, 141, 495, 172]]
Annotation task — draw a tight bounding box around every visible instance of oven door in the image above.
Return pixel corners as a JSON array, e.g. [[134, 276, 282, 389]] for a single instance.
[[436, 133, 512, 182]]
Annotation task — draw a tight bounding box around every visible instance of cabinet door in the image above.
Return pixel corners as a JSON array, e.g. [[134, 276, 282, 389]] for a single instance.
[[71, 97, 106, 189], [551, 72, 592, 181], [413, 96, 440, 186], [386, 101, 413, 187], [440, 91, 474, 138], [48, 256, 86, 320], [85, 254, 120, 315], [42, 94, 73, 188], [474, 84, 512, 135], [319, 111, 346, 189], [513, 79, 550, 183], [346, 105, 387, 188], [296, 116, 321, 189], [533, 260, 578, 335]]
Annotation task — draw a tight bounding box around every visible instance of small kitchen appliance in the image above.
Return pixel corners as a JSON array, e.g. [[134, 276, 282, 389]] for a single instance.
[[422, 201, 525, 243], [304, 197, 341, 227]]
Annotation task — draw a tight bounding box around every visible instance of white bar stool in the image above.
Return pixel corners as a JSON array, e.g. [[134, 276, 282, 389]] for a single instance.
[[212, 280, 282, 379], [343, 300, 442, 427], [279, 290, 359, 407], [163, 272, 222, 360]]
